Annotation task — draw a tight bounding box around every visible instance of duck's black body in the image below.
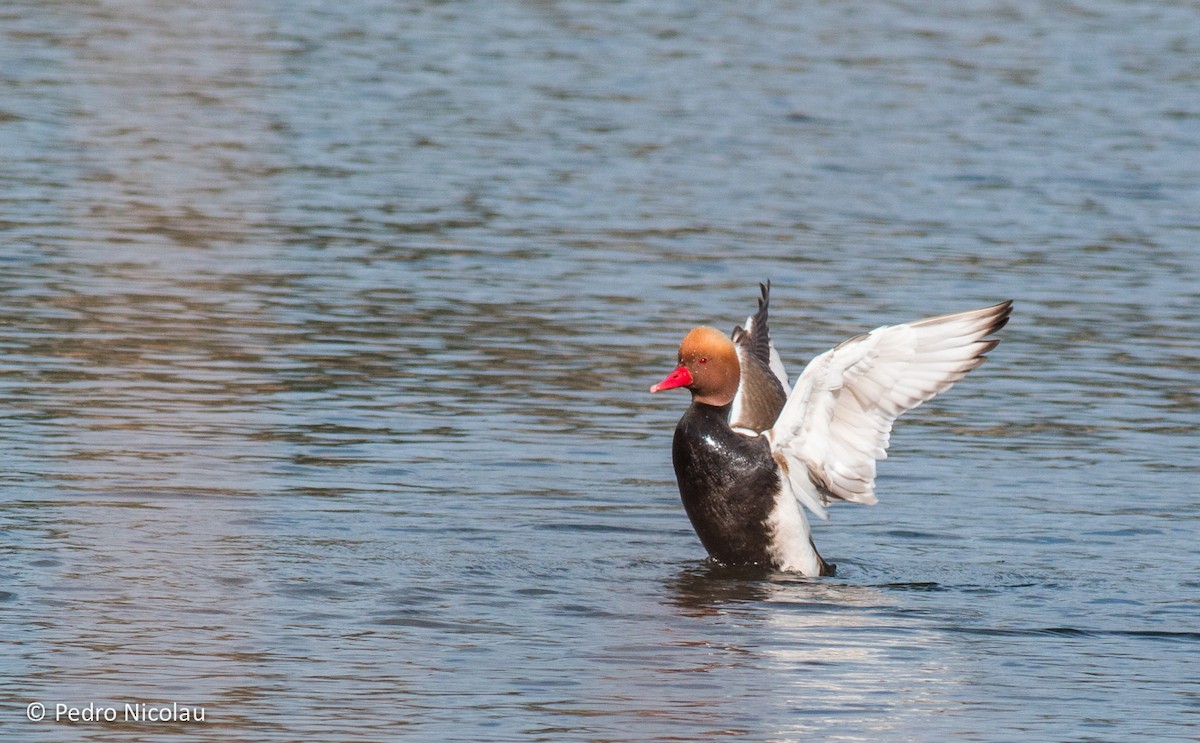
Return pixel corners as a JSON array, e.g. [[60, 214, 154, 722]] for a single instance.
[[671, 402, 779, 565]]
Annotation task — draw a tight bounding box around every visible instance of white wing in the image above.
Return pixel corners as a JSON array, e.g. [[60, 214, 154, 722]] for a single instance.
[[766, 301, 1012, 520]]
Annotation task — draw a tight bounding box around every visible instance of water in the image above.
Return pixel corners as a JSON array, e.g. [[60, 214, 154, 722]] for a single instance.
[[2, 0, 1198, 740]]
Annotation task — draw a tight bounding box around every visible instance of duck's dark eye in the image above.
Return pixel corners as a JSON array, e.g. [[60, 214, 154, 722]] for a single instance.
[[699, 357, 708, 364]]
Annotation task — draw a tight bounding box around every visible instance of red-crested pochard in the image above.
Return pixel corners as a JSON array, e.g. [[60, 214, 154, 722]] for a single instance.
[[650, 283, 1012, 576]]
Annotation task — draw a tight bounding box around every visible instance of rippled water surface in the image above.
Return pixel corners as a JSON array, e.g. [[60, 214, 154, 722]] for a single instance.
[[3, 1, 1199, 740]]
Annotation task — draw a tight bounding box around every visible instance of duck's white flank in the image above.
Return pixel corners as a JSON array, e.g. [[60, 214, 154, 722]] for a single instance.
[[766, 488, 822, 575]]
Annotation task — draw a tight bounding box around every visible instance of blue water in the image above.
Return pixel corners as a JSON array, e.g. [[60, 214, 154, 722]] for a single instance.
[[2, 1, 1198, 740]]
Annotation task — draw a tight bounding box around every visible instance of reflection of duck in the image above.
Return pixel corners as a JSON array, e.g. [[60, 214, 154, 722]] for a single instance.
[[664, 561, 887, 620], [664, 562, 777, 618], [651, 283, 1012, 577]]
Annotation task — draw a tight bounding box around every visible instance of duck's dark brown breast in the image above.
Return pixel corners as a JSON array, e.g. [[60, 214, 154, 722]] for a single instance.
[[671, 402, 780, 565]]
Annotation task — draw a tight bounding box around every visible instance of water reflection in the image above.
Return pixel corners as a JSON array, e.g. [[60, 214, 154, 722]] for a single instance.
[[665, 562, 780, 617], [661, 563, 973, 739]]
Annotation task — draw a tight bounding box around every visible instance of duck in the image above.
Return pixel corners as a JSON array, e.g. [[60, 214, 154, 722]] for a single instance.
[[650, 283, 1012, 576]]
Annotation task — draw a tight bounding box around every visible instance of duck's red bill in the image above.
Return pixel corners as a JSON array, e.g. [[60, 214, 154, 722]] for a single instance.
[[650, 365, 693, 393]]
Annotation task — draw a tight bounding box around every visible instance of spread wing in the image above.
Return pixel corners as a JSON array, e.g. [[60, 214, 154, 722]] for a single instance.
[[729, 282, 791, 433], [766, 301, 1012, 519]]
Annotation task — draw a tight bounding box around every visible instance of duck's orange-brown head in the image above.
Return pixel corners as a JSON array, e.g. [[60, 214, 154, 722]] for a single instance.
[[649, 326, 740, 407]]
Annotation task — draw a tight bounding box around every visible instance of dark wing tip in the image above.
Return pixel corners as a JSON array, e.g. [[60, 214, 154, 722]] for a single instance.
[[741, 281, 775, 366], [969, 301, 1014, 368], [986, 300, 1014, 335]]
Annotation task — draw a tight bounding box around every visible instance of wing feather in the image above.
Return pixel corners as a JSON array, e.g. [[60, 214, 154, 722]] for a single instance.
[[730, 282, 791, 432], [767, 301, 1012, 519], [737, 281, 791, 392]]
